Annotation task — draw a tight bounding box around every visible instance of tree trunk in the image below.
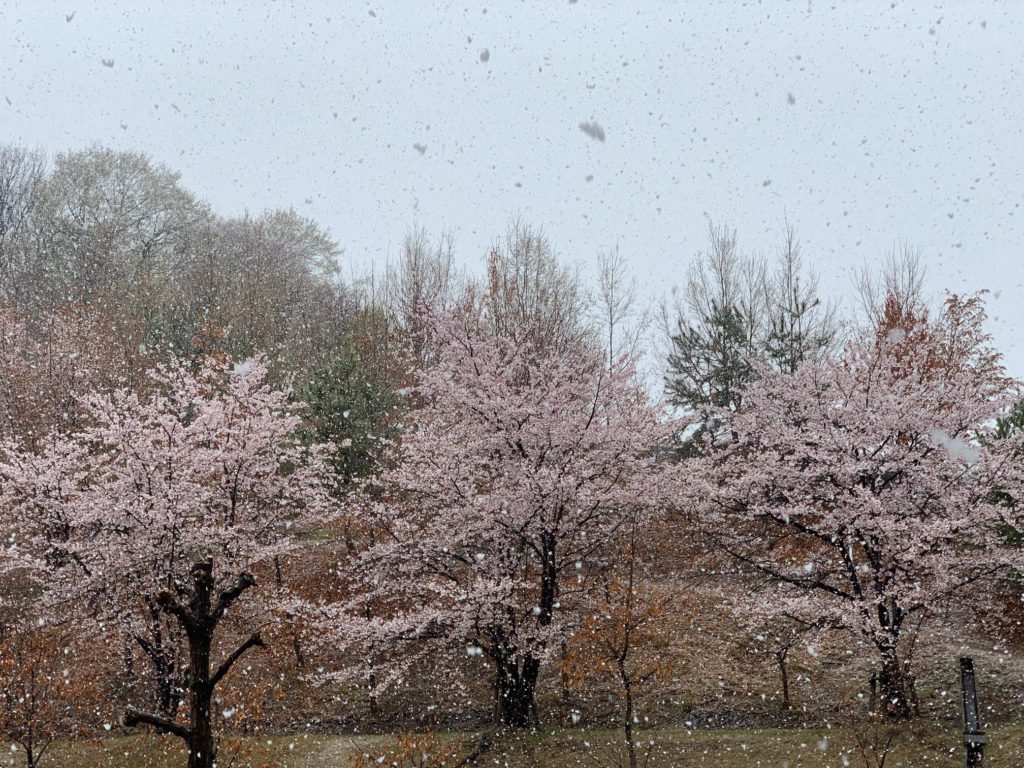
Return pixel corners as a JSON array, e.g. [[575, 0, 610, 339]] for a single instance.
[[136, 607, 179, 718], [906, 666, 920, 717], [878, 647, 911, 719], [186, 617, 214, 768], [619, 659, 638, 768], [559, 640, 571, 706], [490, 532, 559, 729], [876, 598, 911, 719], [155, 650, 176, 718], [364, 601, 378, 714], [495, 653, 540, 727], [777, 649, 791, 711], [122, 560, 265, 768]]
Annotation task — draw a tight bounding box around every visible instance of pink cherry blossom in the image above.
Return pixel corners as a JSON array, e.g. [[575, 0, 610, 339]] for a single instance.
[[693, 295, 1023, 717], [321, 308, 675, 727]]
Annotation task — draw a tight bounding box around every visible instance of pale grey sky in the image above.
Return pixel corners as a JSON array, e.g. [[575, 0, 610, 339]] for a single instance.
[[3, 1, 1023, 371]]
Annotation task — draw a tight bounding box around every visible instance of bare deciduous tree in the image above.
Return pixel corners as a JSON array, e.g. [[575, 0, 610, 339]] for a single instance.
[[0, 146, 45, 251], [664, 219, 840, 418], [663, 220, 768, 415], [383, 226, 460, 366], [32, 145, 210, 307], [764, 221, 841, 373], [182, 208, 347, 373], [0, 146, 47, 303], [853, 243, 928, 329], [595, 245, 646, 369], [482, 218, 591, 355]]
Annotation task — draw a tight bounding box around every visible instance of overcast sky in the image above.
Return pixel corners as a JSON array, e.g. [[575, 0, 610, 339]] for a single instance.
[[3, 1, 1023, 372]]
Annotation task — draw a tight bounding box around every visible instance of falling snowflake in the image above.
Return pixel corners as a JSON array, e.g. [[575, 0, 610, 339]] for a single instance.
[[578, 121, 605, 142]]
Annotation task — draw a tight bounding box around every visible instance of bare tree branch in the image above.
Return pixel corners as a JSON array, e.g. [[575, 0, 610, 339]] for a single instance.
[[211, 632, 265, 688], [121, 707, 190, 741]]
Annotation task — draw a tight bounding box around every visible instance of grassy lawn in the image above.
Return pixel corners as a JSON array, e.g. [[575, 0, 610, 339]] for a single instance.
[[36, 722, 1024, 767]]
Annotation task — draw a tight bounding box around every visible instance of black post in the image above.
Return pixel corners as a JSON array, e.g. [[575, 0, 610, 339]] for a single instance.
[[959, 657, 986, 768]]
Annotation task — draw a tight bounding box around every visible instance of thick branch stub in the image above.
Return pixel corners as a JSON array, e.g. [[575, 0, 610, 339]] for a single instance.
[[121, 706, 190, 741], [155, 590, 194, 632], [213, 571, 257, 622]]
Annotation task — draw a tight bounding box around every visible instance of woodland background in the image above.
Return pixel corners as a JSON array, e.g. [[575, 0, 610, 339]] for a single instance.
[[0, 144, 1023, 767]]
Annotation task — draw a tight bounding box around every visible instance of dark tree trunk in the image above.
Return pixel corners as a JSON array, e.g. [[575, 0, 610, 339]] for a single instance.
[[618, 657, 638, 768], [878, 648, 912, 719], [559, 640, 571, 706], [489, 531, 559, 729], [155, 650, 176, 717], [906, 666, 920, 717], [122, 559, 265, 768], [136, 602, 180, 718], [876, 598, 911, 719], [185, 570, 215, 768], [777, 649, 791, 711], [363, 600, 378, 714], [495, 652, 540, 728]]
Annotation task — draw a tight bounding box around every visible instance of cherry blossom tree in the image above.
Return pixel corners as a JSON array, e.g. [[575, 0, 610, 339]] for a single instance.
[[695, 294, 1021, 717], [328, 308, 673, 728], [0, 356, 331, 768]]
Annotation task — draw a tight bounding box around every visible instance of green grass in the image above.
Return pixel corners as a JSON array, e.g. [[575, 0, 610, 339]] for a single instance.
[[32, 722, 1024, 768]]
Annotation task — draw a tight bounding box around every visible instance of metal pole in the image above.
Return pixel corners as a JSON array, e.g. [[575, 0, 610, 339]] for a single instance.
[[959, 657, 986, 768]]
